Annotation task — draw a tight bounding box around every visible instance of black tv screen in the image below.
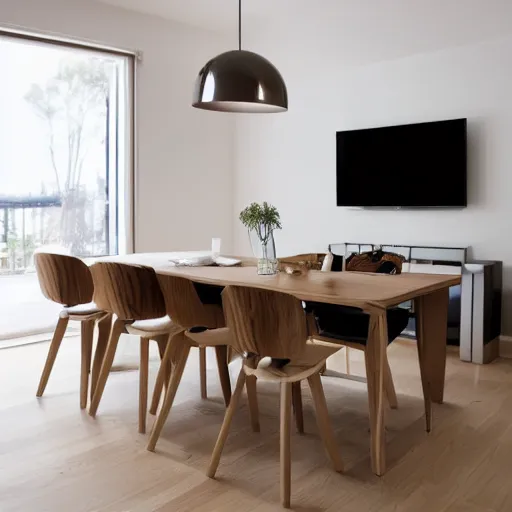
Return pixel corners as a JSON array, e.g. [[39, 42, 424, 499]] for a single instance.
[[336, 118, 467, 207]]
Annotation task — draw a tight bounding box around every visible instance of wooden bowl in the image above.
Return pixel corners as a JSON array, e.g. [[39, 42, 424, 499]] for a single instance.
[[282, 263, 310, 276]]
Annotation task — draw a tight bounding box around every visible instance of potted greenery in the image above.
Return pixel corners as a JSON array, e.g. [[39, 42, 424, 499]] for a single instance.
[[239, 202, 282, 275]]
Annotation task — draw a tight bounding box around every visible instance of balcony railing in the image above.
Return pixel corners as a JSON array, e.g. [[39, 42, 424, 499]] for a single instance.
[[0, 192, 109, 275]]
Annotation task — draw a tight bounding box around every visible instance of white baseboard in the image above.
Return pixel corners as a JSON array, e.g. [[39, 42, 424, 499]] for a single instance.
[[500, 336, 512, 358]]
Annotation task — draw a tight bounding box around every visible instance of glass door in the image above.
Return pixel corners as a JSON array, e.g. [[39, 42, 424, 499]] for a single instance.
[[0, 34, 132, 340]]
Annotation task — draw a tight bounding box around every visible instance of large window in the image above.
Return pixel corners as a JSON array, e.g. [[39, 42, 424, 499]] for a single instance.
[[0, 33, 133, 339]]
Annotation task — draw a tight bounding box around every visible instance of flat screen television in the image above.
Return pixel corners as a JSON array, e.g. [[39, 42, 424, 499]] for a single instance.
[[336, 118, 467, 208]]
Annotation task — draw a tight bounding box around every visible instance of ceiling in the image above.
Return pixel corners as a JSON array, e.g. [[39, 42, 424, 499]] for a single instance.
[[95, 0, 512, 60], [95, 0, 280, 32]]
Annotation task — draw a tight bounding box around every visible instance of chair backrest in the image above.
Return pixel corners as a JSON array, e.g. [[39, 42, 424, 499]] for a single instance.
[[345, 250, 405, 274], [157, 274, 223, 329], [90, 262, 166, 321], [222, 286, 308, 359], [35, 252, 94, 307]]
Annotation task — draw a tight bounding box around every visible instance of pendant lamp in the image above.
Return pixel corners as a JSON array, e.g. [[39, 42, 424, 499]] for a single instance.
[[192, 0, 288, 113]]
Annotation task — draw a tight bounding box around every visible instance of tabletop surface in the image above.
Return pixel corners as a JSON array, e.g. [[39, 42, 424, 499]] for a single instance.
[[101, 252, 461, 311]]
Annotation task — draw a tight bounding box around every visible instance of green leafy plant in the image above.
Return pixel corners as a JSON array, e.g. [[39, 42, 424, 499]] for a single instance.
[[239, 202, 282, 244]]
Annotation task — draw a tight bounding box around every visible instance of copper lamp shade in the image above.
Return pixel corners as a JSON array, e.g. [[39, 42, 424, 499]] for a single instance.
[[192, 50, 288, 113]]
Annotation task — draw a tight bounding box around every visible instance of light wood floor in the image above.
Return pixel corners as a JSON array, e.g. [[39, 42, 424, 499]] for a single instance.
[[1, 336, 511, 512]]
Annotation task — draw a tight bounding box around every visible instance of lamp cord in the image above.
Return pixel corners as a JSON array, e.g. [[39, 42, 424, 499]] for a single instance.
[[238, 0, 242, 50]]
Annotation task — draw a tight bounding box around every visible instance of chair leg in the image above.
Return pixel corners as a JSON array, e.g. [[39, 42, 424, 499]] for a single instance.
[[215, 345, 232, 406], [246, 374, 260, 433], [91, 313, 112, 399], [384, 356, 398, 409], [199, 346, 207, 399], [156, 337, 166, 360], [156, 336, 171, 387], [280, 382, 292, 509], [139, 337, 150, 433], [85, 325, 93, 374], [36, 316, 69, 397], [89, 318, 124, 418], [207, 368, 246, 478], [292, 381, 304, 434], [149, 336, 173, 415], [345, 347, 351, 375], [147, 340, 191, 452], [80, 320, 94, 409], [307, 373, 343, 472]]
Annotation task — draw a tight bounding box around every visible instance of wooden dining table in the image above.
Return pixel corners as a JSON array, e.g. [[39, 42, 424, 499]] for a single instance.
[[100, 251, 461, 476]]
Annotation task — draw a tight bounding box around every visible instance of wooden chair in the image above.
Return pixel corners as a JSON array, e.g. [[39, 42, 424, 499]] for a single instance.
[[146, 274, 234, 452], [207, 286, 343, 509], [190, 282, 229, 406], [283, 252, 401, 427], [34, 252, 111, 409], [313, 250, 407, 411], [88, 262, 179, 433]]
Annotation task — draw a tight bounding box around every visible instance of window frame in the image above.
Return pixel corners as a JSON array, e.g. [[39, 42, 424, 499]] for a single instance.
[[0, 26, 137, 256]]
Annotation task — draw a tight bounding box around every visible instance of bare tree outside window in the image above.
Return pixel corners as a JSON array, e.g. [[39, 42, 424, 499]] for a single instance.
[[0, 37, 129, 341], [24, 57, 112, 256]]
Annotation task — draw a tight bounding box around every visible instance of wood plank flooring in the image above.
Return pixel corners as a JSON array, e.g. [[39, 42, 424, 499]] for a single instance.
[[1, 336, 511, 511]]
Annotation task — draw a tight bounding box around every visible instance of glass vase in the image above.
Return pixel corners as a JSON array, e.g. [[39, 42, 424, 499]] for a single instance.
[[249, 228, 278, 275]]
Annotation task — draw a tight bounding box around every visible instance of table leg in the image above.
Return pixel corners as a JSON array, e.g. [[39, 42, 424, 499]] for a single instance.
[[365, 311, 387, 476], [415, 288, 449, 424]]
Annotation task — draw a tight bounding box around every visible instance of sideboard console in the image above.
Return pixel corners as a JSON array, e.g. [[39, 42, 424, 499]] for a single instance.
[[329, 243, 502, 364]]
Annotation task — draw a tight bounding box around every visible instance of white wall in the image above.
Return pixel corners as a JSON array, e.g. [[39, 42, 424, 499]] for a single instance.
[[0, 0, 234, 253], [234, 7, 512, 333]]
